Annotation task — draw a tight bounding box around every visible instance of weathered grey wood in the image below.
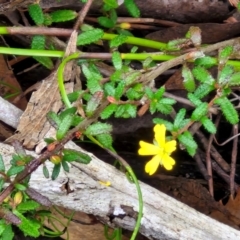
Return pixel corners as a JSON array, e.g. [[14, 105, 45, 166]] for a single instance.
[[1, 141, 240, 240]]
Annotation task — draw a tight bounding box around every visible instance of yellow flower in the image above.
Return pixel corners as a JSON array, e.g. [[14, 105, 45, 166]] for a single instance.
[[138, 124, 176, 175]]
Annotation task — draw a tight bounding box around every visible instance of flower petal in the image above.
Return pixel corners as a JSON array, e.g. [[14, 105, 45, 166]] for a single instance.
[[145, 154, 161, 175], [162, 154, 175, 170], [165, 140, 177, 153], [138, 141, 159, 155], [154, 124, 166, 147]]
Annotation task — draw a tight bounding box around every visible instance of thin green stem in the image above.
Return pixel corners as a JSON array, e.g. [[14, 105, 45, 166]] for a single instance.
[[57, 52, 81, 108], [102, 32, 167, 50]]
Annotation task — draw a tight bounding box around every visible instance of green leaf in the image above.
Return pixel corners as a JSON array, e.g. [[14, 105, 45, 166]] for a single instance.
[[0, 178, 4, 192], [98, 16, 115, 28], [229, 72, 240, 86], [193, 83, 214, 99], [56, 114, 73, 140], [194, 56, 217, 69], [159, 98, 176, 105], [0, 155, 5, 172], [104, 82, 116, 96], [96, 133, 113, 148], [114, 105, 126, 117], [124, 0, 140, 17], [126, 85, 143, 100], [189, 94, 203, 109], [167, 38, 188, 50], [28, 4, 44, 25], [153, 118, 173, 131], [85, 122, 112, 135], [62, 149, 91, 164], [156, 103, 173, 114], [86, 91, 104, 117], [219, 46, 233, 65], [7, 166, 24, 177], [214, 97, 239, 124], [178, 131, 198, 156], [77, 28, 104, 45], [154, 87, 165, 100], [192, 66, 215, 84], [17, 201, 40, 212], [174, 109, 186, 129], [51, 163, 61, 180], [218, 65, 234, 85], [145, 87, 154, 99], [200, 116, 217, 134], [82, 64, 102, 94], [50, 10, 77, 22], [101, 104, 118, 119], [33, 56, 53, 69], [67, 90, 84, 102], [110, 34, 128, 48], [1, 224, 14, 240], [43, 165, 49, 178], [43, 13, 52, 26], [13, 210, 40, 237], [125, 71, 140, 85], [103, 0, 118, 8], [14, 183, 27, 191], [149, 102, 157, 114], [191, 102, 208, 121], [114, 81, 125, 100], [47, 111, 61, 127], [125, 104, 137, 118], [59, 107, 77, 120], [182, 64, 196, 92], [31, 35, 45, 50], [61, 160, 69, 172], [112, 51, 122, 70]]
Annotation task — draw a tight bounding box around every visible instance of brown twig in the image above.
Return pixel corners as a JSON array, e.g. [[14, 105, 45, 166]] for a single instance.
[[74, 0, 94, 30], [0, 100, 108, 204], [206, 134, 214, 197], [230, 124, 238, 196]]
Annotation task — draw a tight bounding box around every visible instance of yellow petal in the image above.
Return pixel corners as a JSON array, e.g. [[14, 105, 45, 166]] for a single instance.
[[162, 154, 175, 170], [145, 154, 161, 175], [154, 124, 166, 147], [138, 141, 160, 155], [165, 140, 177, 153]]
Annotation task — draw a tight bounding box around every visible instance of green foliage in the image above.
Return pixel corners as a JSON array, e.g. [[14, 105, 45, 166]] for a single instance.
[[77, 28, 104, 45], [125, 71, 141, 85], [98, 16, 115, 28], [56, 114, 73, 140], [214, 97, 239, 124], [7, 166, 25, 177], [85, 122, 112, 135], [194, 56, 217, 68], [13, 210, 41, 237], [1, 224, 14, 240], [219, 46, 233, 65], [200, 116, 216, 134], [28, 4, 44, 25], [49, 10, 77, 22], [178, 131, 198, 156], [110, 35, 128, 48], [218, 65, 234, 85], [17, 201, 40, 212], [112, 51, 122, 70], [173, 109, 186, 129], [192, 66, 215, 84], [182, 64, 195, 92], [228, 72, 240, 86], [96, 133, 113, 148], [153, 118, 173, 131], [103, 0, 118, 8], [114, 104, 137, 118], [191, 102, 208, 121], [0, 155, 5, 172], [101, 104, 118, 119], [124, 0, 140, 17], [43, 164, 50, 178], [126, 83, 143, 100], [82, 64, 102, 94], [187, 93, 202, 106], [51, 163, 61, 180], [62, 149, 91, 164], [114, 81, 125, 99], [167, 38, 188, 50], [86, 91, 104, 116], [193, 83, 214, 99]]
